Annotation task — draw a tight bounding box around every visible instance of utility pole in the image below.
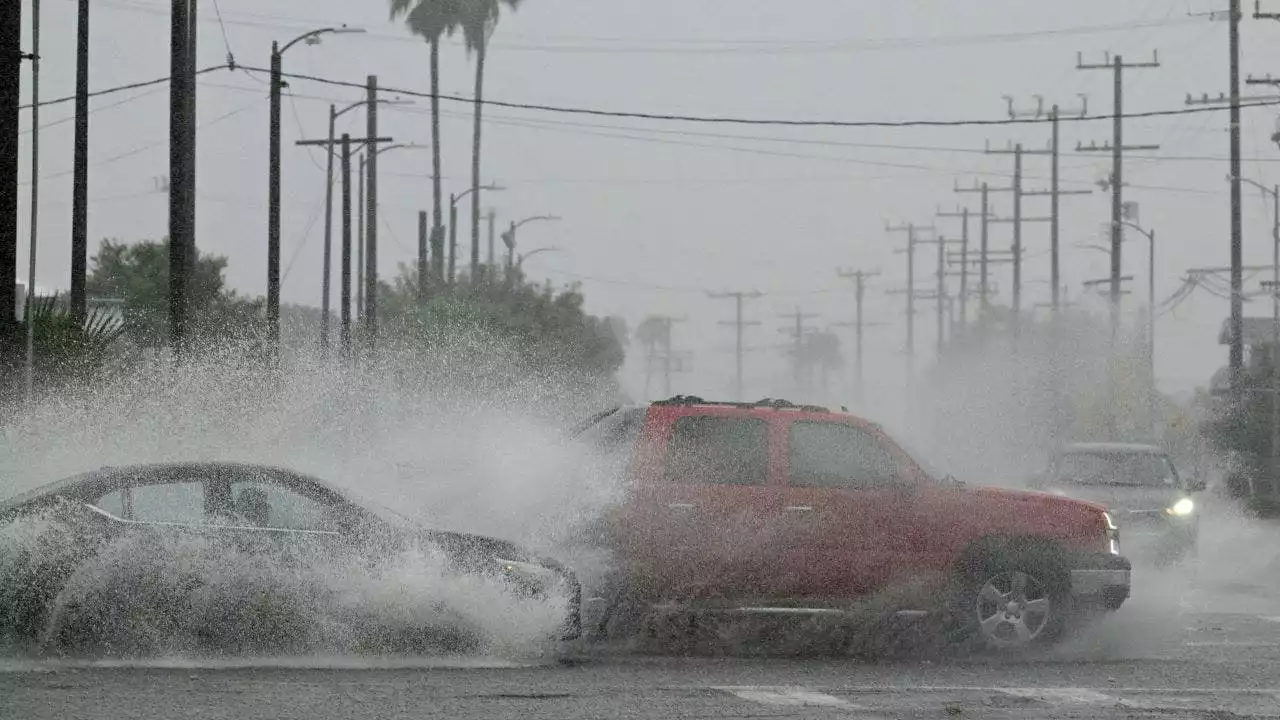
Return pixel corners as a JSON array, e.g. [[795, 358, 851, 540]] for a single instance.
[[981, 144, 1067, 340], [708, 290, 763, 401], [341, 134, 353, 358], [418, 210, 428, 301], [955, 182, 996, 317], [168, 0, 195, 358], [0, 0, 19, 352], [486, 208, 497, 276], [447, 194, 458, 285], [1247, 1, 1280, 397], [297, 132, 393, 355], [835, 269, 881, 400], [69, 0, 90, 322], [365, 75, 379, 347], [779, 308, 820, 396], [1077, 50, 1161, 355], [357, 154, 365, 320], [1002, 95, 1092, 313], [886, 223, 934, 360], [652, 315, 687, 398], [907, 234, 963, 359], [936, 207, 974, 330]]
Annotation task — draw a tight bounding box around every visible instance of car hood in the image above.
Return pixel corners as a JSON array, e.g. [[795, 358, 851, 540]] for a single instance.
[[1034, 484, 1183, 514], [416, 529, 569, 576], [967, 484, 1109, 513]]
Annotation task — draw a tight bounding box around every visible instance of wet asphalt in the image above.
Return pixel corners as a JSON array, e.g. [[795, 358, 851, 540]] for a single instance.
[[3, 568, 1279, 720]]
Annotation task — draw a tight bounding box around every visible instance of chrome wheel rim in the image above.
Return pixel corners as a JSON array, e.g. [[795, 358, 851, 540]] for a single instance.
[[975, 571, 1052, 648]]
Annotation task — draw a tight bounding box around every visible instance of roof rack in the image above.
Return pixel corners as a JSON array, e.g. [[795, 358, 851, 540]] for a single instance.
[[652, 396, 831, 413]]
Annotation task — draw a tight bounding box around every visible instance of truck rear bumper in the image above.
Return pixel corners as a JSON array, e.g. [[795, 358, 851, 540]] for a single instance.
[[1070, 553, 1131, 611]]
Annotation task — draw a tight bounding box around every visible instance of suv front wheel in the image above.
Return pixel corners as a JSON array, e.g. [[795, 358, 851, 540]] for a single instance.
[[947, 540, 1071, 652]]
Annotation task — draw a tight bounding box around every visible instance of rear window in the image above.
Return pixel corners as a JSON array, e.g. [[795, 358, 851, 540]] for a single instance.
[[663, 416, 768, 486], [573, 406, 647, 456]]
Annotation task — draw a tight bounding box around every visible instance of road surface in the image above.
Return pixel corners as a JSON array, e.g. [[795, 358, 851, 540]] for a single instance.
[[3, 569, 1279, 720]]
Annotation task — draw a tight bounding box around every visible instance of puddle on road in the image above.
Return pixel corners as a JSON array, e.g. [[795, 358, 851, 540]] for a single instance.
[[0, 655, 552, 673]]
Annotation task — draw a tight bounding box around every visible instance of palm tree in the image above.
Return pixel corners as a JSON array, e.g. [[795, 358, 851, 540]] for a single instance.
[[458, 0, 522, 280], [390, 0, 462, 267]]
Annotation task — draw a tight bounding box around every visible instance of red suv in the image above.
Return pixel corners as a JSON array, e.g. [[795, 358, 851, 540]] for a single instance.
[[574, 396, 1130, 651]]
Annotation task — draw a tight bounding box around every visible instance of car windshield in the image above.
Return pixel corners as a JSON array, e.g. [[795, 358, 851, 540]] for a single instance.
[[1052, 451, 1176, 487]]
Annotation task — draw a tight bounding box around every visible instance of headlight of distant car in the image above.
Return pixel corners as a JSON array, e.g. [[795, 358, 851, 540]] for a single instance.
[[494, 557, 561, 596], [1166, 497, 1195, 517]]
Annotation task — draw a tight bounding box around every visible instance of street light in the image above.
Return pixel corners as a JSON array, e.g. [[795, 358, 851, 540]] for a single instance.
[[516, 245, 563, 270], [317, 97, 410, 353], [447, 185, 504, 284], [269, 25, 363, 357], [502, 215, 562, 278], [1230, 174, 1280, 481], [1116, 217, 1157, 437]]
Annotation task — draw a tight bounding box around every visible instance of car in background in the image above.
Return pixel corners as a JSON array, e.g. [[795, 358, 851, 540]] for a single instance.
[[573, 396, 1131, 652], [1030, 442, 1205, 565], [0, 462, 581, 653]]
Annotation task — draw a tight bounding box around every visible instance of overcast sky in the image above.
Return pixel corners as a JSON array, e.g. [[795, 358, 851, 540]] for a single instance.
[[13, 0, 1280, 406]]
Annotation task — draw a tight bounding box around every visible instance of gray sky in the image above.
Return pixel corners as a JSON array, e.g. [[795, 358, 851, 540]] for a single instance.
[[14, 0, 1280, 404]]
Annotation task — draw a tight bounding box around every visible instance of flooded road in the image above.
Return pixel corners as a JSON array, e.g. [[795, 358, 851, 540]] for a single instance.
[[4, 593, 1279, 719]]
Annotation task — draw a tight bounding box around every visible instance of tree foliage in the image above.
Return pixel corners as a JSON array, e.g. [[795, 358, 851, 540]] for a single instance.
[[86, 238, 263, 348], [0, 295, 126, 403], [380, 263, 626, 384]]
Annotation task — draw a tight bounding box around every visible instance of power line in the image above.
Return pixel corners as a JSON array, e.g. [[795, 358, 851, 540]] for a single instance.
[[20, 62, 1280, 133], [243, 65, 1280, 129], [18, 63, 231, 111], [99, 2, 1204, 54]]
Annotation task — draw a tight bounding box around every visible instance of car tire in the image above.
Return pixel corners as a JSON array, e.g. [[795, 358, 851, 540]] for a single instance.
[[945, 538, 1071, 654]]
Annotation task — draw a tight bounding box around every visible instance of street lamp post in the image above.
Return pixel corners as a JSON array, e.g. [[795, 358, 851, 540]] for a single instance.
[[447, 185, 503, 284], [268, 25, 362, 358], [516, 245, 563, 270], [501, 215, 562, 275], [1118, 218, 1157, 437]]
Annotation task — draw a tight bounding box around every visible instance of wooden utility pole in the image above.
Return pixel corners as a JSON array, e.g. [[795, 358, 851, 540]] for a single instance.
[[779, 308, 819, 395], [1077, 51, 1161, 354], [954, 182, 1005, 319], [1001, 95, 1093, 313], [886, 223, 935, 360], [0, 0, 20, 348], [835, 269, 881, 399], [168, 0, 196, 358], [936, 207, 975, 330], [708, 290, 763, 401], [365, 75, 379, 348], [69, 0, 90, 322], [297, 133, 393, 358]]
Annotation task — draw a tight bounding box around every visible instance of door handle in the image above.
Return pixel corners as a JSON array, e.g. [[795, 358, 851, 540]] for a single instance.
[[784, 505, 813, 512], [667, 503, 695, 510]]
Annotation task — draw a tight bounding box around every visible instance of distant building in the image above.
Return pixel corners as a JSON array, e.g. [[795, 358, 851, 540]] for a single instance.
[[1212, 316, 1280, 395], [11, 283, 124, 327]]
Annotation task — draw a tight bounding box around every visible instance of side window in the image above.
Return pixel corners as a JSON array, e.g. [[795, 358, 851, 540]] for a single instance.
[[789, 422, 899, 490], [228, 482, 341, 532], [91, 489, 126, 517], [130, 481, 208, 525], [663, 416, 768, 486]]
